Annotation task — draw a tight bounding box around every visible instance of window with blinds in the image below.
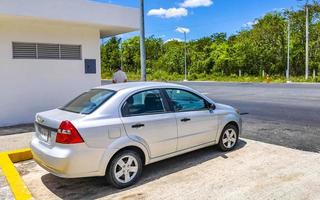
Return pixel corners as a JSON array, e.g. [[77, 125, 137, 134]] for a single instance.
[[12, 42, 82, 60]]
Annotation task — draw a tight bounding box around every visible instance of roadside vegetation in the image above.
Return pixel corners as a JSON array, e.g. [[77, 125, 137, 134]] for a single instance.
[[101, 3, 320, 83]]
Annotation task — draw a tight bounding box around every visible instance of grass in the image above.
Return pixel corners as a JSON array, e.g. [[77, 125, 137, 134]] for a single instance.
[[102, 71, 320, 83]]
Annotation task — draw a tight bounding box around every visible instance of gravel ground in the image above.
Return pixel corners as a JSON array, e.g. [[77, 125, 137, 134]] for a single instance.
[[15, 139, 320, 200]]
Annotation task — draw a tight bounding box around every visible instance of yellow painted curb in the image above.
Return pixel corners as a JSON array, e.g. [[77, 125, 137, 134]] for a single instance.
[[0, 148, 33, 200]]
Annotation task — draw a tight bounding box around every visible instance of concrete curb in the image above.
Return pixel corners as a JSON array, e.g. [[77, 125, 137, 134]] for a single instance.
[[0, 149, 33, 200]]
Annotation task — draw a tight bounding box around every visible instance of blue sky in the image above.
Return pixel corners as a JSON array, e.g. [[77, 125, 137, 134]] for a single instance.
[[96, 0, 305, 42]]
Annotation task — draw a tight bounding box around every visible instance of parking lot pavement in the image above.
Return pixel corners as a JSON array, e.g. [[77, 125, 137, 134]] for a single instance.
[[15, 139, 320, 200], [0, 170, 14, 200], [0, 132, 33, 200], [1, 81, 319, 199]]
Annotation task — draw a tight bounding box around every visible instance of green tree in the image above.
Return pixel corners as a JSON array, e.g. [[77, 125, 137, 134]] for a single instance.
[[121, 36, 140, 73], [101, 37, 121, 74], [100, 2, 320, 80]]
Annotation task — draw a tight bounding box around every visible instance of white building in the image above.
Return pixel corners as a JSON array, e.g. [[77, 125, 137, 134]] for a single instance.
[[0, 0, 139, 126]]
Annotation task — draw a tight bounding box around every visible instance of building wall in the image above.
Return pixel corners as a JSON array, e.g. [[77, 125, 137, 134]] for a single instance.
[[0, 18, 101, 126]]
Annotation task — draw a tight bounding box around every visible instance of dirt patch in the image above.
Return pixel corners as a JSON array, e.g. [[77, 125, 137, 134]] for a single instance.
[[15, 139, 320, 200]]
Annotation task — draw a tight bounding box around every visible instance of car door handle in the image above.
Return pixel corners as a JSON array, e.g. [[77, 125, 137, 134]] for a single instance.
[[181, 118, 191, 122], [131, 123, 145, 128]]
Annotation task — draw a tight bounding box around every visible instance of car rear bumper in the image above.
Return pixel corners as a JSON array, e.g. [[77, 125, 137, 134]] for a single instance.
[[30, 137, 106, 178]]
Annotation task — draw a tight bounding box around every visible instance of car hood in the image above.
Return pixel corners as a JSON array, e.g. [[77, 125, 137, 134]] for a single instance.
[[215, 103, 236, 112]]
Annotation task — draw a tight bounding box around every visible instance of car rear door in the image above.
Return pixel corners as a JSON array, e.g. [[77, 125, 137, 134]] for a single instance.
[[120, 89, 178, 158], [164, 88, 218, 151]]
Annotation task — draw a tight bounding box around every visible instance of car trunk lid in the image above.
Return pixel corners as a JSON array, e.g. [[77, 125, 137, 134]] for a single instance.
[[35, 109, 85, 145]]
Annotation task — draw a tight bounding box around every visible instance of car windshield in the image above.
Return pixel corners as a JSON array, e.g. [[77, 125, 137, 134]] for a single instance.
[[60, 89, 116, 114]]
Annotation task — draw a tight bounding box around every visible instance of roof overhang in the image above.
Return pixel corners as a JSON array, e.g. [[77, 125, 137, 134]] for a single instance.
[[0, 0, 139, 38]]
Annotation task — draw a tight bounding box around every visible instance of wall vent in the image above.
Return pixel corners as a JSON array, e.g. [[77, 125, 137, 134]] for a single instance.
[[37, 43, 60, 59], [60, 44, 82, 60], [12, 42, 82, 60], [12, 42, 37, 59]]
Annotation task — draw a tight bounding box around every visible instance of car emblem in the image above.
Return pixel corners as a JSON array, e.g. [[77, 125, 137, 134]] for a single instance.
[[37, 116, 44, 124]]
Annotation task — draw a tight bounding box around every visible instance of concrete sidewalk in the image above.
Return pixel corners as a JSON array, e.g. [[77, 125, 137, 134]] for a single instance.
[[0, 132, 33, 152]]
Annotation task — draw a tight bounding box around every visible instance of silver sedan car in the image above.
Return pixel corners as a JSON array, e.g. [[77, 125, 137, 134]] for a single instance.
[[31, 82, 242, 188]]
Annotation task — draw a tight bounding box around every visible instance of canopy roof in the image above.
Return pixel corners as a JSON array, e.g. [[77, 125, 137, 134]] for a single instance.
[[0, 0, 139, 38]]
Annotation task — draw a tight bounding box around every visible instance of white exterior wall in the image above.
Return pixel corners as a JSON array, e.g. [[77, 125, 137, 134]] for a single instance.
[[0, 18, 101, 126]]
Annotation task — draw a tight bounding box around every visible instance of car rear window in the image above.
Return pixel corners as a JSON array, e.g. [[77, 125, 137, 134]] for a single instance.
[[60, 89, 116, 114]]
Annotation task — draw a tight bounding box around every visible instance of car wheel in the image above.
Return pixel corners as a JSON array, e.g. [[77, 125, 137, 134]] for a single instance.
[[106, 150, 143, 189], [218, 124, 239, 151]]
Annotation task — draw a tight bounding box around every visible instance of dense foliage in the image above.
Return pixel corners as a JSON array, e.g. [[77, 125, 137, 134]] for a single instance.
[[101, 3, 320, 81]]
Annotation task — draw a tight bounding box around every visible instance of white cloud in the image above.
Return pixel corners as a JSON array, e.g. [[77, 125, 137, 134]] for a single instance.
[[176, 27, 190, 33], [165, 38, 183, 43], [180, 0, 213, 8], [147, 7, 188, 18]]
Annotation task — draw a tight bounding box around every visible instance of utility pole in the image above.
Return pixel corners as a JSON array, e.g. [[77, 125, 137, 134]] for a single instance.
[[305, 1, 309, 80], [286, 14, 291, 82], [140, 0, 146, 81], [120, 37, 123, 70], [184, 31, 187, 81]]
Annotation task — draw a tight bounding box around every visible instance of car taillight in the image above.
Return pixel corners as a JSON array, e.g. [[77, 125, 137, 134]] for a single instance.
[[56, 120, 84, 144]]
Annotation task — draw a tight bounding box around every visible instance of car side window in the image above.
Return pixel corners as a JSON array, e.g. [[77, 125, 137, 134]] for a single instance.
[[165, 89, 207, 112], [122, 89, 166, 117]]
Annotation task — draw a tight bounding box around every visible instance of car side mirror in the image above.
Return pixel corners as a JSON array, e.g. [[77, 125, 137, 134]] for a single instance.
[[209, 103, 216, 110]]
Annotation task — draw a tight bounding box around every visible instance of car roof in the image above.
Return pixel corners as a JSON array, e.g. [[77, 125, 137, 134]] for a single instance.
[[95, 82, 186, 92]]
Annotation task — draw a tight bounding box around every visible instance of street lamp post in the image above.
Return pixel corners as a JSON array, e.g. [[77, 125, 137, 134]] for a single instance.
[[305, 2, 309, 80], [140, 0, 146, 81], [183, 31, 187, 81], [286, 13, 291, 82], [120, 37, 123, 70]]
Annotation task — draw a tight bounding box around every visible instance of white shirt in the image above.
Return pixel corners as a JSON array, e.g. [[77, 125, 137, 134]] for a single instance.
[[113, 70, 127, 83]]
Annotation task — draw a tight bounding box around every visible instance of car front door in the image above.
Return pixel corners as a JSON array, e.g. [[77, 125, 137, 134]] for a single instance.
[[120, 89, 177, 158], [164, 88, 218, 151]]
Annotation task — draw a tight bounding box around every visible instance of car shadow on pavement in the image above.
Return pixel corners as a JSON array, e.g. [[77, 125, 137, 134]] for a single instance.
[[41, 139, 247, 200]]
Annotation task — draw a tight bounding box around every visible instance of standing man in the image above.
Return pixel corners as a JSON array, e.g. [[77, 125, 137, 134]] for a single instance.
[[112, 67, 128, 84]]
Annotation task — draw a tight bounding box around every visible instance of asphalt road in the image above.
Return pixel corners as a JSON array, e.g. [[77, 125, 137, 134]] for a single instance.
[[102, 81, 320, 152], [179, 82, 320, 152]]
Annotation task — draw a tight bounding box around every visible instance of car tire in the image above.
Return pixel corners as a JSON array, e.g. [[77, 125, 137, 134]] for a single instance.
[[106, 150, 143, 189], [218, 124, 239, 152]]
